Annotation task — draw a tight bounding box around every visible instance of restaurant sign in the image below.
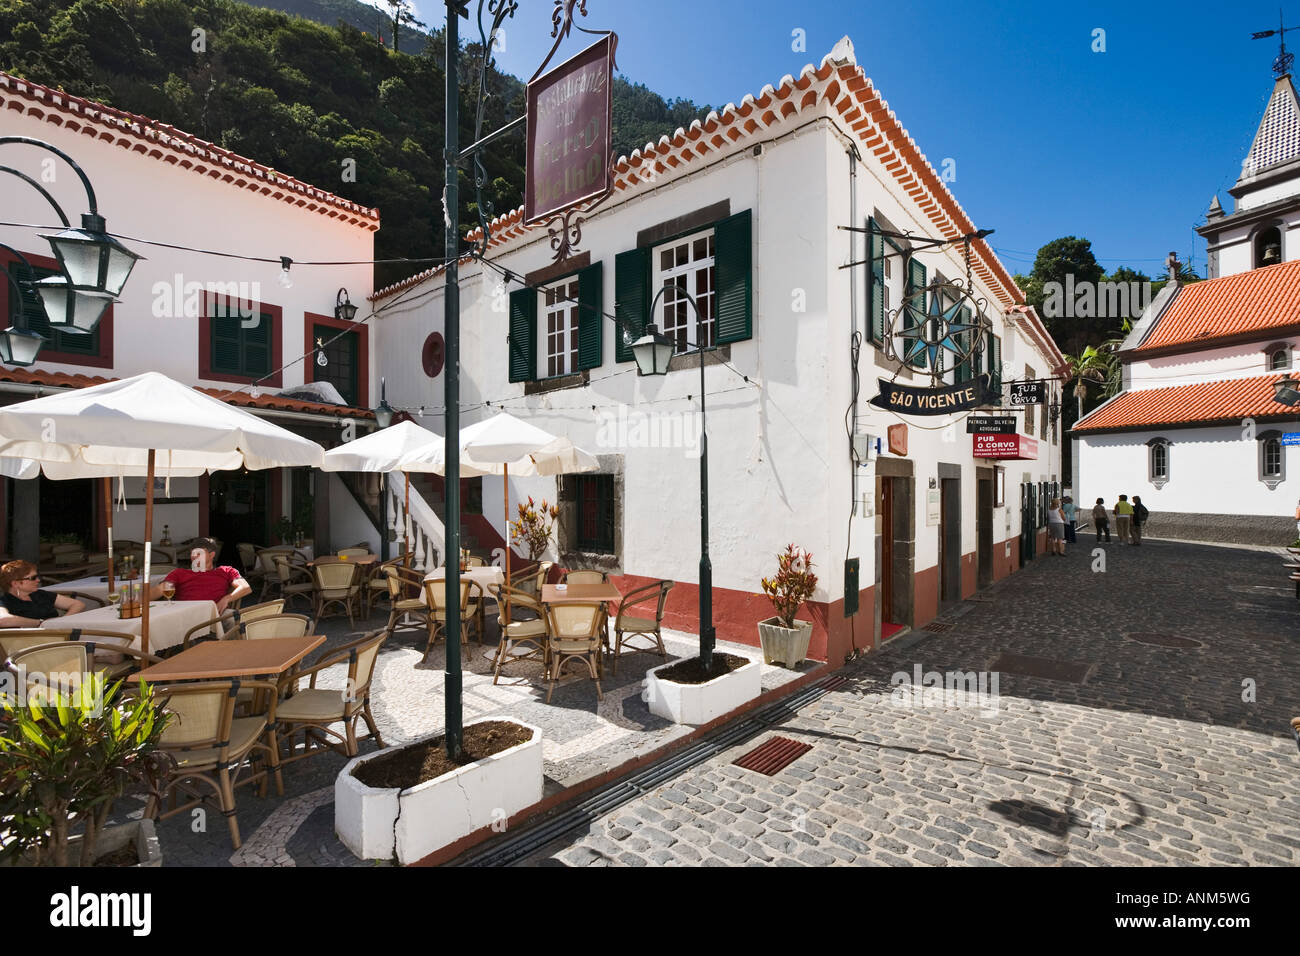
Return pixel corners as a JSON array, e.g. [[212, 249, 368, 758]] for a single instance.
[[870, 374, 998, 416], [525, 35, 614, 224], [1009, 380, 1045, 406], [972, 433, 1039, 460]]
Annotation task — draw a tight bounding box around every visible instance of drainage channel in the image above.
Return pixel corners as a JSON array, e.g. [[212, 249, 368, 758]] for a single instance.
[[457, 674, 848, 867]]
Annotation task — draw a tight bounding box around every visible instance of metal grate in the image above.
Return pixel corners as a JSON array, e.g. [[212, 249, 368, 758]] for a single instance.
[[733, 736, 813, 776], [924, 621, 954, 633], [1125, 632, 1204, 649]]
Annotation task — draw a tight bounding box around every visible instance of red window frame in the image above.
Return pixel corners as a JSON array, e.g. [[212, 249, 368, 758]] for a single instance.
[[199, 290, 283, 387], [0, 247, 115, 369], [304, 311, 369, 408]]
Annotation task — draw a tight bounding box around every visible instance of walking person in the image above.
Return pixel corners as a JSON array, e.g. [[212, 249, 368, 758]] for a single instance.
[[1114, 494, 1134, 544], [1047, 498, 1066, 556], [1092, 498, 1111, 543], [1132, 495, 1149, 547], [1062, 495, 1077, 544]]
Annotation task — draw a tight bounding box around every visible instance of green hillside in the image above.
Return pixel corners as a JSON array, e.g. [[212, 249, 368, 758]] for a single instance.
[[0, 0, 710, 289]]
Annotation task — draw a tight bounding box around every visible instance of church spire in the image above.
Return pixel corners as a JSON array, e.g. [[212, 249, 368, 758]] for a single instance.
[[1239, 73, 1300, 181]]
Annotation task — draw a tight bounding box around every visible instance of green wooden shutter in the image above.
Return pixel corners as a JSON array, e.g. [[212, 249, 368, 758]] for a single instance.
[[989, 333, 1002, 398], [211, 314, 243, 374], [905, 257, 927, 368], [11, 262, 97, 355], [614, 247, 649, 363], [955, 305, 972, 383], [868, 218, 885, 346], [714, 209, 752, 345], [243, 311, 271, 376], [577, 261, 603, 371], [508, 287, 536, 382]]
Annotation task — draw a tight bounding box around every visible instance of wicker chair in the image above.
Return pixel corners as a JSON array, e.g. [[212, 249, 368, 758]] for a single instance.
[[488, 584, 549, 685], [236, 543, 262, 584], [312, 559, 362, 627], [422, 579, 482, 659], [382, 566, 432, 640], [364, 556, 405, 617], [147, 680, 283, 850], [8, 637, 163, 694], [273, 555, 316, 612], [241, 614, 312, 640], [561, 569, 608, 585], [541, 601, 605, 703], [275, 631, 387, 769], [257, 548, 306, 602], [178, 599, 288, 651], [610, 580, 676, 674]]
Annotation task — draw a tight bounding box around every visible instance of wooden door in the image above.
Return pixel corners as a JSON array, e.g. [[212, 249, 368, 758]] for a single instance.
[[880, 476, 894, 622]]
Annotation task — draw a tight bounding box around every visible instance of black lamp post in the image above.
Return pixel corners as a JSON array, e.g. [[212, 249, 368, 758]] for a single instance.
[[335, 288, 359, 323], [373, 377, 395, 428], [631, 285, 717, 669]]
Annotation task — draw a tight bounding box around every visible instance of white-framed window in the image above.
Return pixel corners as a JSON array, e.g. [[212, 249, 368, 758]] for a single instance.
[[543, 277, 580, 378], [1147, 437, 1170, 488], [653, 230, 715, 353], [1258, 430, 1286, 489], [1264, 438, 1282, 476]]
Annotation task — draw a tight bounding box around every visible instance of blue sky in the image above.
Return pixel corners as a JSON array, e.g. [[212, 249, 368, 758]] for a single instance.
[[420, 0, 1297, 279]]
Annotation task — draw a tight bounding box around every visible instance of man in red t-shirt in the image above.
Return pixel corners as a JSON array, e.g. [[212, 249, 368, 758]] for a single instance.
[[149, 537, 251, 614]]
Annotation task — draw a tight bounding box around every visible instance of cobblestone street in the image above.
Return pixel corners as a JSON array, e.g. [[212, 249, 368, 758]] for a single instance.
[[517, 538, 1300, 866]]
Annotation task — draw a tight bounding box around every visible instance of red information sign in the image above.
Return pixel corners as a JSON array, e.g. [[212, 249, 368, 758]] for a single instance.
[[525, 35, 614, 224], [973, 434, 1039, 460]]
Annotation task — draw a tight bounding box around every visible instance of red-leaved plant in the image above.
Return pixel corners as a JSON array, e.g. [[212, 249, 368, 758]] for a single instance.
[[509, 496, 559, 561], [760, 544, 817, 628]]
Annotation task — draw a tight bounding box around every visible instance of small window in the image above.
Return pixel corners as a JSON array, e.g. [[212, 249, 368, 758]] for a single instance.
[[653, 230, 715, 353], [1151, 443, 1168, 479], [542, 277, 581, 378], [994, 467, 1005, 507], [574, 475, 615, 554], [210, 309, 273, 378], [1258, 431, 1286, 488], [1269, 347, 1290, 370]]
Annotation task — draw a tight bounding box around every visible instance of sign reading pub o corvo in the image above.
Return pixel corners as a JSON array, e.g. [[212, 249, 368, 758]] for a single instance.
[[870, 375, 998, 415], [1009, 380, 1045, 405]]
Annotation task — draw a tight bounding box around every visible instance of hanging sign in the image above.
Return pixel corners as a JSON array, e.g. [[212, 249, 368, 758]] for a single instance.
[[966, 416, 1017, 434], [1009, 380, 1045, 405], [870, 374, 997, 416], [525, 35, 614, 224], [973, 434, 1039, 460]]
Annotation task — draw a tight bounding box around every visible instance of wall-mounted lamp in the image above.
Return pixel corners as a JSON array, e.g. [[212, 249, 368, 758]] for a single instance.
[[335, 287, 357, 322]]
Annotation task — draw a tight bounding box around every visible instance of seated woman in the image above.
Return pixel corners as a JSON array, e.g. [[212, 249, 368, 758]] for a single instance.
[[0, 560, 86, 626], [148, 537, 251, 615]]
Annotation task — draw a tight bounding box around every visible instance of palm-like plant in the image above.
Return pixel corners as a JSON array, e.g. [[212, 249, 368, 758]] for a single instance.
[[1063, 345, 1111, 418]]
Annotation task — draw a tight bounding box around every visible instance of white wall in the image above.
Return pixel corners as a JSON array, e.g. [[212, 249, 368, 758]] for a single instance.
[[1128, 338, 1299, 389], [1078, 424, 1300, 516], [327, 473, 380, 555]]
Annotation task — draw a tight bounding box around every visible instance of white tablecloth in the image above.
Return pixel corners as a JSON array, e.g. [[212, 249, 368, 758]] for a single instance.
[[44, 574, 168, 603], [421, 566, 505, 606], [41, 600, 219, 653]]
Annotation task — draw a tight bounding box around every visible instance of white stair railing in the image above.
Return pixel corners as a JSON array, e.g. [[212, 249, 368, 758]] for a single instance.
[[386, 472, 445, 571]]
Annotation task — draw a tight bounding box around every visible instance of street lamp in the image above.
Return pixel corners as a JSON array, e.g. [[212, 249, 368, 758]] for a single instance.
[[1273, 375, 1300, 406], [0, 246, 47, 367], [630, 284, 717, 669], [335, 288, 358, 323], [373, 377, 395, 428], [1, 137, 143, 335]]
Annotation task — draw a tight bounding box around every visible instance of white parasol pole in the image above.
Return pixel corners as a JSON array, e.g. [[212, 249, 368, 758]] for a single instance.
[[141, 450, 155, 656]]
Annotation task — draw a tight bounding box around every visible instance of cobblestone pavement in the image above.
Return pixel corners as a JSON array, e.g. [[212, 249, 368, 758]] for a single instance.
[[516, 538, 1300, 866], [113, 602, 807, 866]]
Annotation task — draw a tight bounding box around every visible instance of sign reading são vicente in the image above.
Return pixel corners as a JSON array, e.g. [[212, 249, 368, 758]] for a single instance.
[[869, 376, 998, 416], [525, 35, 614, 223]]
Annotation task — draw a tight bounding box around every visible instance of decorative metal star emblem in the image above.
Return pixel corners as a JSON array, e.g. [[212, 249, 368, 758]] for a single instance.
[[897, 283, 984, 377]]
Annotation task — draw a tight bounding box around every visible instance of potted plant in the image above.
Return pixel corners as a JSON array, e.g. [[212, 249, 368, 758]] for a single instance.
[[335, 719, 543, 864], [272, 516, 296, 546], [757, 544, 818, 669], [0, 677, 173, 866], [508, 497, 559, 561]]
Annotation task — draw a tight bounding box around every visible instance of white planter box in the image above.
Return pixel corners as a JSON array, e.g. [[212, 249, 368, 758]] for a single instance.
[[335, 719, 543, 864], [645, 657, 762, 726], [757, 617, 813, 669]]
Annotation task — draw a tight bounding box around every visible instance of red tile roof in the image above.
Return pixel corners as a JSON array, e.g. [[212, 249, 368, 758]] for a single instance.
[[371, 42, 1042, 353], [0, 72, 380, 231], [1137, 259, 1300, 352], [1072, 373, 1295, 433], [0, 368, 374, 420]]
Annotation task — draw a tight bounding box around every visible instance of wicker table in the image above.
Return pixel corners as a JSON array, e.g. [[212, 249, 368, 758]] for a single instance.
[[135, 635, 325, 682]]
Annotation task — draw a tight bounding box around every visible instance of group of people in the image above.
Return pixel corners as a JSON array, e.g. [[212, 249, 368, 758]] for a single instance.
[[1091, 495, 1149, 546], [1043, 494, 1151, 555], [0, 537, 251, 628]]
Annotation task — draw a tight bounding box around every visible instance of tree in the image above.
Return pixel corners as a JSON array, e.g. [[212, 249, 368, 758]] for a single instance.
[[1014, 236, 1105, 357], [385, 0, 423, 54]]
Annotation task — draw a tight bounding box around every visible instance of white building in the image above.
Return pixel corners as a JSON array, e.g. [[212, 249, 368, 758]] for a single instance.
[[0, 71, 382, 565], [372, 38, 1065, 663], [1074, 71, 1300, 545]]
